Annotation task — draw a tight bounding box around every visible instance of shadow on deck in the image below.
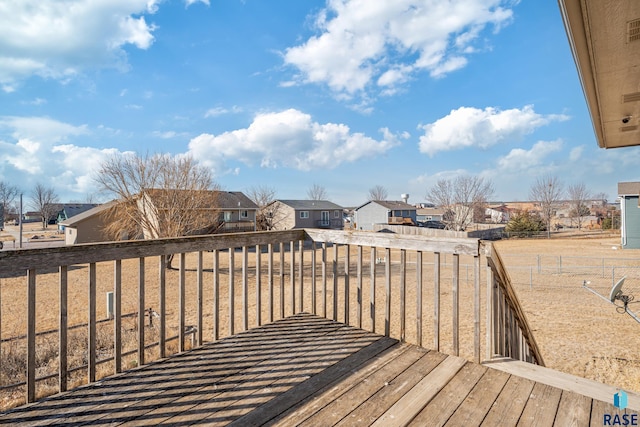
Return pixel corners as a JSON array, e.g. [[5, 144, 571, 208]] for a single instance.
[[0, 313, 633, 426]]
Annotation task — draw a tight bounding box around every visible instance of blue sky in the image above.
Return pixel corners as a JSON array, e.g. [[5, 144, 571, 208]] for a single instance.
[[1, 0, 639, 207]]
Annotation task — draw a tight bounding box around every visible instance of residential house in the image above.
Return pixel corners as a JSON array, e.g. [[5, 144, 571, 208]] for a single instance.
[[416, 207, 445, 223], [485, 204, 511, 224], [267, 200, 344, 231], [354, 200, 417, 231], [138, 190, 258, 237], [56, 204, 100, 231], [618, 182, 640, 249], [60, 190, 258, 245], [58, 202, 114, 245], [213, 191, 259, 233]]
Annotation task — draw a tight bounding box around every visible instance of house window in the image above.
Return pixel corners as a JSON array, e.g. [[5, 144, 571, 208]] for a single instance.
[[240, 210, 248, 218], [224, 212, 232, 222], [334, 210, 340, 218], [300, 211, 309, 219]]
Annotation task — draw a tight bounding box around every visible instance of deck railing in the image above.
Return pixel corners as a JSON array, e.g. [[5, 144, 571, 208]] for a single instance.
[[0, 229, 542, 407]]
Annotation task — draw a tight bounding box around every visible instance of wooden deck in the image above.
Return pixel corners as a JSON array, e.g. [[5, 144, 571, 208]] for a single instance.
[[0, 313, 630, 426]]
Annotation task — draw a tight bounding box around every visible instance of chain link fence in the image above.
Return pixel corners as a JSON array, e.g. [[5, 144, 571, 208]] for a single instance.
[[499, 253, 640, 296]]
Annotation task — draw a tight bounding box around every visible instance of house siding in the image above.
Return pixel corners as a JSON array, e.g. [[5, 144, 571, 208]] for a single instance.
[[355, 203, 389, 231], [622, 196, 640, 249], [271, 203, 343, 230], [65, 215, 109, 245]]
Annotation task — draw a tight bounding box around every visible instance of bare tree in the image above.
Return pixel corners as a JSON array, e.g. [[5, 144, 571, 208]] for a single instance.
[[368, 185, 388, 201], [247, 185, 280, 231], [95, 152, 221, 246], [529, 175, 564, 238], [307, 183, 328, 200], [0, 181, 20, 216], [30, 183, 59, 229], [567, 182, 591, 229], [426, 175, 494, 231]]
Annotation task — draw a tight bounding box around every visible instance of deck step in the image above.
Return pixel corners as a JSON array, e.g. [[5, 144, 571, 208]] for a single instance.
[[484, 357, 640, 411]]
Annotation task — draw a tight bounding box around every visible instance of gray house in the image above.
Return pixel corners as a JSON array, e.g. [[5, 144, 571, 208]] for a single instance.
[[268, 200, 343, 230], [59, 202, 114, 245], [618, 182, 640, 249], [354, 200, 417, 231]]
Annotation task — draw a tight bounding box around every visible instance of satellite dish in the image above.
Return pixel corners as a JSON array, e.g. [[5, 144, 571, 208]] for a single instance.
[[610, 277, 626, 303]]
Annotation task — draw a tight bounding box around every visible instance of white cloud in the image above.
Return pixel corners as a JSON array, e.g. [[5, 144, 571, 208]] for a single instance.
[[204, 105, 244, 118], [569, 145, 584, 162], [0, 116, 89, 143], [0, 116, 124, 194], [188, 109, 404, 172], [496, 139, 563, 172], [0, 0, 161, 88], [418, 105, 569, 156], [152, 130, 190, 139], [185, 0, 210, 6], [284, 0, 517, 99]]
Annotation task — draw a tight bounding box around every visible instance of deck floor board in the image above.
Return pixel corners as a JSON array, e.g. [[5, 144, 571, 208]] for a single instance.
[[0, 313, 626, 426]]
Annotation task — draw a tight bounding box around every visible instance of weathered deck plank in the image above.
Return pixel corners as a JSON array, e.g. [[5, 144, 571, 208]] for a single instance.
[[332, 350, 447, 427], [444, 367, 511, 426], [0, 313, 629, 427], [260, 343, 411, 426], [294, 346, 434, 427], [370, 355, 467, 427], [408, 362, 487, 427], [516, 382, 562, 427], [480, 374, 535, 426]]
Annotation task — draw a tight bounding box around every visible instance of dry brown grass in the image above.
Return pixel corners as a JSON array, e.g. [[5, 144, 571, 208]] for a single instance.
[[0, 232, 638, 411], [495, 234, 640, 394]]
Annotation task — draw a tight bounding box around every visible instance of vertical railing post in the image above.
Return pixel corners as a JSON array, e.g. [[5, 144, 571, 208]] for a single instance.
[[179, 253, 185, 352], [385, 248, 391, 337], [333, 244, 339, 321], [268, 244, 274, 323], [370, 247, 376, 333], [279, 242, 285, 320], [416, 251, 422, 347], [452, 254, 459, 356], [27, 268, 36, 403], [158, 256, 165, 359], [137, 259, 144, 365], [213, 250, 220, 341], [243, 246, 248, 331], [434, 252, 441, 351], [197, 251, 203, 346], [400, 249, 406, 342], [322, 242, 327, 318], [89, 263, 97, 381], [474, 255, 480, 363], [114, 260, 122, 372], [229, 248, 235, 335], [299, 240, 304, 313], [311, 242, 317, 315], [256, 244, 262, 326], [290, 240, 295, 315], [357, 245, 363, 329], [485, 261, 494, 362], [59, 266, 68, 392], [344, 245, 350, 325]]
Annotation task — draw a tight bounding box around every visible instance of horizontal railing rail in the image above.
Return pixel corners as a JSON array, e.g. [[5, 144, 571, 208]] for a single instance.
[[0, 228, 542, 409]]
